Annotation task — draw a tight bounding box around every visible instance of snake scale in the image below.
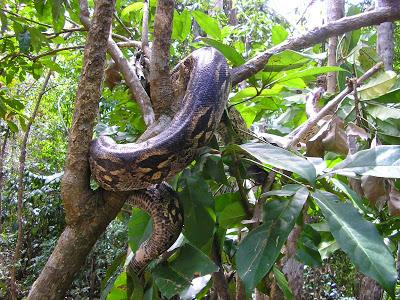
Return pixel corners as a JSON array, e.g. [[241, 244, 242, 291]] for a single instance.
[[89, 48, 231, 274]]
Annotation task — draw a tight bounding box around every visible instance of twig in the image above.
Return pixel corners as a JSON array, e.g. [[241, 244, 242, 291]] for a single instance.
[[149, 0, 175, 117], [141, 0, 151, 57], [79, 0, 155, 126], [286, 62, 383, 148], [0, 8, 52, 28], [114, 12, 136, 39], [231, 7, 400, 85]]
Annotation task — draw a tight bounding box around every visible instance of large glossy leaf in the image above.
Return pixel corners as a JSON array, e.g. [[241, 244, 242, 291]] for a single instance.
[[236, 187, 308, 292], [121, 2, 144, 20], [359, 71, 397, 100], [179, 171, 215, 247], [367, 102, 400, 120], [201, 38, 245, 66], [170, 243, 217, 280], [172, 9, 191, 41], [128, 208, 152, 252], [192, 11, 221, 40], [233, 143, 316, 184], [313, 190, 396, 298], [153, 264, 191, 299], [215, 192, 246, 229], [331, 145, 400, 178]]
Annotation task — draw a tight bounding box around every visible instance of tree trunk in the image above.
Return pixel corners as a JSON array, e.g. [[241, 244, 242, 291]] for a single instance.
[[10, 72, 52, 300], [376, 0, 395, 70], [357, 276, 383, 300], [28, 1, 128, 298], [326, 0, 344, 93], [0, 129, 9, 233]]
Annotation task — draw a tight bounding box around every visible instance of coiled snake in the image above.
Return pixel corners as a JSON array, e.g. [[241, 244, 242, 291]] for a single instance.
[[89, 48, 231, 274]]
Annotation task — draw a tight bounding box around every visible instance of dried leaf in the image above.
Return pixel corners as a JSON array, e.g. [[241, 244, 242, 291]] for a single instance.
[[360, 176, 388, 210], [322, 117, 349, 155], [346, 123, 369, 140], [388, 185, 400, 216]]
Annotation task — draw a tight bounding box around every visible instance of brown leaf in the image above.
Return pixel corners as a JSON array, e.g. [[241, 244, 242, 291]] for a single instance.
[[321, 116, 349, 155], [346, 123, 369, 140], [388, 185, 400, 216], [360, 176, 388, 210]]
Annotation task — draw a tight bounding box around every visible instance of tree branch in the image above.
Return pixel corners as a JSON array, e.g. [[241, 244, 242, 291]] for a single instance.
[[286, 62, 383, 148], [149, 0, 175, 117], [79, 0, 155, 126], [141, 0, 151, 57], [231, 7, 400, 85], [28, 1, 128, 298]]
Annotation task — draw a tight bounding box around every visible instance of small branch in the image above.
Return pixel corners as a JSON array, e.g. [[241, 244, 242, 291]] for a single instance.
[[141, 0, 151, 57], [117, 41, 142, 48], [0, 8, 52, 28], [211, 235, 230, 300], [149, 0, 175, 117], [0, 129, 9, 233], [286, 62, 383, 148], [114, 12, 136, 39], [10, 71, 52, 299], [231, 7, 400, 85], [79, 0, 155, 126]]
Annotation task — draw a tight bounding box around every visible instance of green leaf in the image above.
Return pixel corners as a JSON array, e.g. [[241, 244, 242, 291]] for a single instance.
[[330, 178, 370, 214], [106, 272, 128, 300], [262, 184, 303, 197], [170, 243, 218, 280], [172, 9, 191, 41], [367, 102, 400, 120], [121, 2, 144, 20], [128, 208, 152, 252], [275, 66, 347, 83], [265, 50, 325, 72], [359, 71, 397, 100], [201, 38, 245, 67], [233, 142, 316, 184], [17, 31, 31, 53], [192, 11, 221, 40], [331, 145, 400, 178], [272, 266, 293, 300], [179, 171, 215, 247], [153, 264, 191, 299], [6, 120, 19, 133], [215, 193, 246, 229], [51, 0, 65, 32], [313, 190, 396, 298], [236, 187, 308, 292], [271, 25, 288, 45]]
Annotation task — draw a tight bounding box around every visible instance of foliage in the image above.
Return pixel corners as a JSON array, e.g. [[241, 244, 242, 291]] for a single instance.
[[0, 0, 400, 299]]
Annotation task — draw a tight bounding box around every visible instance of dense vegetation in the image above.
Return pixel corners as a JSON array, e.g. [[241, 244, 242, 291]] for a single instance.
[[0, 0, 399, 299]]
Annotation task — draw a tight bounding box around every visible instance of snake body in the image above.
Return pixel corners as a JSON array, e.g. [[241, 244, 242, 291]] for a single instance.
[[89, 48, 231, 273]]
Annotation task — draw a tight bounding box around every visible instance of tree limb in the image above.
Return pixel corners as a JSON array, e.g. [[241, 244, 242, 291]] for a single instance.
[[149, 0, 175, 117], [28, 1, 128, 298], [286, 62, 383, 148], [79, 0, 155, 126], [231, 7, 400, 85], [141, 0, 151, 57]]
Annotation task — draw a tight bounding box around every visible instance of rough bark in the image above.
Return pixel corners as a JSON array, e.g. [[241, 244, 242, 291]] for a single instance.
[[79, 0, 155, 126], [282, 226, 303, 300], [377, 0, 395, 70], [231, 7, 400, 85], [10, 72, 52, 299], [149, 0, 175, 117], [0, 129, 9, 233], [357, 276, 383, 300], [211, 235, 230, 300], [28, 1, 128, 298], [326, 0, 344, 93]]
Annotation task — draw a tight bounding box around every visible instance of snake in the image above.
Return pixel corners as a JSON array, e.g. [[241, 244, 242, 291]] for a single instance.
[[89, 47, 231, 274]]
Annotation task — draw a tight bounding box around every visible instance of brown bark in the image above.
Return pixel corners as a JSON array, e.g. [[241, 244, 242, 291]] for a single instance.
[[28, 1, 128, 298], [377, 0, 396, 71], [141, 0, 150, 57], [231, 7, 400, 85], [10, 72, 52, 299], [79, 0, 155, 126], [0, 129, 9, 233], [326, 0, 344, 93], [149, 0, 175, 117], [357, 276, 383, 300]]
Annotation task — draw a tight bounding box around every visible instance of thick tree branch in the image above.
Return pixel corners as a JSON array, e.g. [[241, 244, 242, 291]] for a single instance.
[[28, 1, 128, 298], [141, 0, 151, 57], [231, 7, 400, 85], [149, 0, 175, 117], [79, 0, 155, 126], [287, 62, 383, 148]]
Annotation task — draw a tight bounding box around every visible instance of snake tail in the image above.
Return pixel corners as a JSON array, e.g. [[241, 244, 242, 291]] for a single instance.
[[126, 183, 183, 274]]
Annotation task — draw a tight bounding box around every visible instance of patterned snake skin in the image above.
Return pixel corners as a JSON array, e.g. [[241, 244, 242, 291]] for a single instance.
[[89, 48, 231, 273]]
